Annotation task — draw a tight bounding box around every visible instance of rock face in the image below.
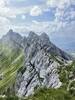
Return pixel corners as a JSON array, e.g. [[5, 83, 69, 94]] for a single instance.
[[15, 31, 72, 97], [0, 30, 72, 97]]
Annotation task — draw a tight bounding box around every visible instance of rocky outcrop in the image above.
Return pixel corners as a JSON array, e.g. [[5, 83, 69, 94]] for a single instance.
[[0, 30, 72, 97], [15, 31, 72, 97]]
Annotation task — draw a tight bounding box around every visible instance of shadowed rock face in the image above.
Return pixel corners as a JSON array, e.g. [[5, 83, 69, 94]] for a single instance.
[[0, 30, 72, 97]]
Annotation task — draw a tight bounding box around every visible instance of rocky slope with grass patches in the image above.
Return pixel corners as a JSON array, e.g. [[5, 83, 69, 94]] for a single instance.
[[15, 31, 73, 97], [0, 30, 73, 97]]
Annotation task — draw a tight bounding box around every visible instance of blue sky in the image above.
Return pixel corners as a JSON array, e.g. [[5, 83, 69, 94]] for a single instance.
[[0, 0, 75, 51]]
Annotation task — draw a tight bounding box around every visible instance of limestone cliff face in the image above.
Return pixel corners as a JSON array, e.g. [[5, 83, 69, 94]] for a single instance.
[[15, 31, 72, 97], [0, 30, 72, 97]]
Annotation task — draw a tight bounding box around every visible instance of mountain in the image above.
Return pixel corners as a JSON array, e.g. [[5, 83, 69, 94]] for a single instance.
[[0, 30, 74, 98], [15, 31, 72, 97], [0, 29, 24, 95], [0, 29, 23, 49]]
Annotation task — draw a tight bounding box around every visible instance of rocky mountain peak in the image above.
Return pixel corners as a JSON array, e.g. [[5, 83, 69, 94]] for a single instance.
[[29, 31, 37, 37], [1, 29, 23, 49], [40, 32, 51, 47], [40, 32, 50, 42], [25, 32, 51, 47], [15, 32, 73, 97], [7, 29, 13, 34], [7, 29, 22, 39], [27, 31, 39, 43], [0, 30, 73, 97], [28, 32, 50, 43]]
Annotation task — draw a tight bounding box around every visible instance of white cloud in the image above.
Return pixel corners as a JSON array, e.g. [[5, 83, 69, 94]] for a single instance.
[[0, 0, 75, 38], [30, 6, 42, 16], [6, 21, 51, 36], [15, 20, 65, 35], [47, 0, 59, 7], [0, 16, 11, 37], [0, 0, 32, 19], [46, 0, 71, 8], [70, 11, 75, 19], [0, 0, 44, 36], [0, 6, 32, 18], [21, 15, 26, 20], [32, 20, 39, 24], [0, 0, 5, 7], [0, 16, 10, 25]]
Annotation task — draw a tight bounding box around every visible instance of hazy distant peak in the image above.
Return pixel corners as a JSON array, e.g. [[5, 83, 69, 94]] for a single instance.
[[8, 29, 13, 33], [7, 29, 21, 37]]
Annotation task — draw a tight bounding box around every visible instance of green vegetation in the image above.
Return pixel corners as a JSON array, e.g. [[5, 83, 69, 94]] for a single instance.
[[0, 88, 75, 100], [24, 88, 75, 100], [58, 60, 75, 88], [0, 44, 24, 95], [24, 59, 75, 100], [0, 44, 75, 100], [0, 96, 19, 100]]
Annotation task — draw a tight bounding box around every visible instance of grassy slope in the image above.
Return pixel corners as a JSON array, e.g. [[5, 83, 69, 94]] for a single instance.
[[0, 44, 24, 94], [25, 88, 75, 100]]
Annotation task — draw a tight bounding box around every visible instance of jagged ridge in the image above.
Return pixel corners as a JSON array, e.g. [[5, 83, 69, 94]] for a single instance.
[[0, 30, 73, 97]]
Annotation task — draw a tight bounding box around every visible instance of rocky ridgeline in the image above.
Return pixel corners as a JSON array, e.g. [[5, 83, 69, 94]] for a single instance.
[[0, 30, 73, 97], [15, 31, 72, 97]]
